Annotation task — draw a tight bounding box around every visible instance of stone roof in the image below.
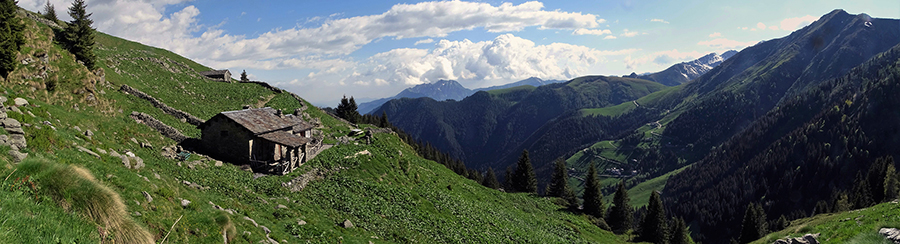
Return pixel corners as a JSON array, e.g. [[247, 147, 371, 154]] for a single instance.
[[219, 107, 297, 134], [284, 114, 314, 132], [199, 70, 230, 76], [258, 131, 310, 148]]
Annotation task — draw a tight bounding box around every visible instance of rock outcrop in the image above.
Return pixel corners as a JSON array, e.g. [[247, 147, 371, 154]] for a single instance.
[[771, 233, 819, 244], [881, 228, 900, 244]]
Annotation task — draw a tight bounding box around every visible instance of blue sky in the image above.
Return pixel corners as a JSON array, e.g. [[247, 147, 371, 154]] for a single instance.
[[19, 0, 900, 106]]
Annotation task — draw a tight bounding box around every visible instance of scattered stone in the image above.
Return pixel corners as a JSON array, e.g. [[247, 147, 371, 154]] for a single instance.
[[252, 173, 267, 179], [261, 226, 271, 234], [13, 98, 28, 107], [96, 148, 107, 154], [2, 118, 21, 128], [297, 220, 307, 226], [142, 191, 153, 203], [276, 204, 287, 210], [342, 219, 354, 228], [242, 231, 251, 236], [0, 96, 6, 104], [772, 233, 819, 244], [243, 216, 259, 227], [134, 211, 142, 216], [140, 141, 152, 149], [9, 106, 20, 114], [214, 160, 223, 167], [154, 172, 161, 179], [180, 199, 191, 207], [84, 130, 94, 137], [76, 146, 101, 158], [0, 135, 7, 146], [9, 134, 26, 149], [73, 126, 81, 132], [109, 150, 121, 158], [125, 151, 136, 157], [9, 150, 27, 162], [131, 156, 144, 169], [130, 137, 139, 144], [5, 127, 24, 134], [120, 155, 131, 168], [26, 111, 34, 117], [881, 228, 900, 244]]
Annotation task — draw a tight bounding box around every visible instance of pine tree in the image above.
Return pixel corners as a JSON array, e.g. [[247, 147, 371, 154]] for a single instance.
[[867, 157, 891, 203], [738, 202, 767, 244], [504, 166, 514, 192], [240, 70, 248, 81], [64, 0, 96, 70], [1, 0, 26, 78], [380, 111, 389, 128], [336, 95, 360, 123], [885, 162, 900, 201], [547, 159, 571, 197], [42, 1, 56, 23], [831, 191, 851, 212], [851, 171, 873, 209], [512, 150, 537, 194], [640, 191, 669, 243], [482, 167, 500, 190], [669, 217, 693, 244], [608, 179, 633, 234], [812, 200, 830, 215], [773, 215, 789, 231], [582, 163, 605, 218]]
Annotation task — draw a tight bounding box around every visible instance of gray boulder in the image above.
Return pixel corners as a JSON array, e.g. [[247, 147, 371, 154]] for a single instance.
[[9, 134, 26, 149], [13, 98, 27, 107], [880, 228, 900, 244], [9, 150, 27, 162], [342, 219, 354, 228], [142, 191, 153, 203]]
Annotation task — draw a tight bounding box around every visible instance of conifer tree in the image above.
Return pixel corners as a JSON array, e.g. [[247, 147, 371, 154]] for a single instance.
[[582, 163, 605, 218], [867, 157, 891, 203], [831, 191, 851, 212], [547, 159, 572, 198], [380, 111, 389, 128], [42, 1, 56, 23], [64, 0, 96, 70], [1, 0, 26, 78], [336, 95, 360, 123], [504, 166, 514, 192], [851, 171, 873, 209], [240, 70, 248, 81], [773, 215, 789, 231], [738, 202, 767, 244], [482, 167, 500, 190], [885, 162, 900, 201], [512, 150, 537, 194], [669, 217, 693, 244], [608, 179, 633, 234], [640, 191, 668, 243]]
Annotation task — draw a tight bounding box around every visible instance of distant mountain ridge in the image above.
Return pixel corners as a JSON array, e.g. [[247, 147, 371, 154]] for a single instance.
[[474, 77, 566, 92], [627, 50, 737, 86], [358, 77, 564, 114]]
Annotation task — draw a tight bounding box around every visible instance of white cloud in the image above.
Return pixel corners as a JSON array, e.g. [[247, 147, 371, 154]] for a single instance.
[[780, 15, 818, 31], [756, 22, 766, 30], [18, 0, 605, 69], [709, 32, 722, 38], [620, 29, 639, 37], [603, 35, 617, 39], [345, 34, 638, 86], [623, 49, 705, 70], [697, 38, 757, 49], [768, 25, 779, 30], [649, 18, 669, 24], [573, 28, 612, 35], [414, 38, 434, 45]]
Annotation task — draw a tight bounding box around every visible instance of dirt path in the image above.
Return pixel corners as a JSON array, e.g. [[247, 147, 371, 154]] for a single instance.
[[255, 94, 277, 108]]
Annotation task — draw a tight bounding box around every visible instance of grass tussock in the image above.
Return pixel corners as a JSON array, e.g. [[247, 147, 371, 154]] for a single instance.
[[16, 158, 153, 244]]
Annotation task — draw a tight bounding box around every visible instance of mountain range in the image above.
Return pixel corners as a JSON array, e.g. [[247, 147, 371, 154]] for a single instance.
[[627, 50, 738, 86], [357, 77, 565, 114], [376, 9, 900, 243]]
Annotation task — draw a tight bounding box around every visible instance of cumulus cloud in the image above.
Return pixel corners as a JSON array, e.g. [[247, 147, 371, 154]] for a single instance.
[[649, 18, 669, 24], [18, 0, 605, 69], [573, 28, 612, 35], [780, 15, 818, 30], [620, 29, 639, 37], [414, 38, 434, 45], [697, 38, 757, 49], [603, 35, 617, 39], [345, 34, 637, 86], [756, 22, 766, 30], [709, 32, 722, 38]]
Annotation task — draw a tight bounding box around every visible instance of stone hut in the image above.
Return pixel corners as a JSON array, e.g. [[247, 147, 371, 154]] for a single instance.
[[199, 69, 232, 82], [199, 107, 314, 175]]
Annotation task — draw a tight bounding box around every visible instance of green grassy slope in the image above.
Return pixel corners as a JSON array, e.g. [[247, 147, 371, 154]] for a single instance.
[[0, 10, 626, 243], [751, 201, 900, 244]]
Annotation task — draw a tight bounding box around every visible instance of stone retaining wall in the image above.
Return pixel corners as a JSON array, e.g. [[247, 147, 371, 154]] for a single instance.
[[240, 80, 282, 93], [129, 112, 188, 143], [120, 85, 204, 126]]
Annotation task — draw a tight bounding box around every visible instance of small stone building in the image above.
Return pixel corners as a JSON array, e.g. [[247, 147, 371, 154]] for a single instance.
[[199, 69, 232, 82], [199, 107, 314, 175]]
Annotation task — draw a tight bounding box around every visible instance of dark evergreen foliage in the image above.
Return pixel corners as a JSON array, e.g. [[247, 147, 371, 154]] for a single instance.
[[336, 95, 361, 123], [511, 150, 537, 194], [772, 215, 789, 232], [482, 167, 500, 190], [64, 0, 96, 70], [851, 171, 874, 209], [640, 191, 668, 244], [1, 0, 26, 78], [608, 179, 633, 234], [830, 191, 851, 213], [42, 1, 56, 23], [812, 200, 830, 216], [582, 163, 605, 218], [240, 70, 248, 81], [886, 162, 900, 201], [738, 202, 767, 244], [669, 217, 692, 244]]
